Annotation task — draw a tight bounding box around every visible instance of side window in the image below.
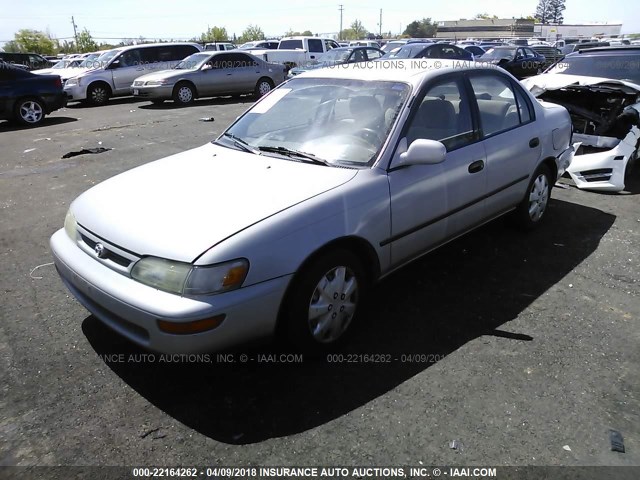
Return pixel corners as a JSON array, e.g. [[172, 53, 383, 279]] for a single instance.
[[515, 48, 525, 59], [524, 48, 536, 58], [514, 84, 534, 123], [232, 53, 258, 67], [210, 53, 233, 69], [425, 46, 440, 58], [366, 49, 382, 60], [405, 76, 476, 151], [140, 47, 159, 64], [308, 39, 324, 53], [119, 49, 142, 67], [469, 74, 521, 137]]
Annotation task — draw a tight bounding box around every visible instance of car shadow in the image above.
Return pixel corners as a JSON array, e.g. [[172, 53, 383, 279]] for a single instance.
[[66, 96, 145, 109], [82, 198, 615, 444], [0, 116, 77, 132], [137, 96, 255, 110]]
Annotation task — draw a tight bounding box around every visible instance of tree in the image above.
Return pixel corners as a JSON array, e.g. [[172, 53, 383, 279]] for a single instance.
[[238, 25, 265, 43], [2, 40, 22, 52], [11, 29, 56, 54], [285, 29, 313, 37], [403, 18, 437, 38], [199, 26, 229, 43], [76, 28, 98, 53], [535, 0, 565, 24], [350, 19, 368, 40], [474, 13, 498, 20], [548, 0, 566, 24]]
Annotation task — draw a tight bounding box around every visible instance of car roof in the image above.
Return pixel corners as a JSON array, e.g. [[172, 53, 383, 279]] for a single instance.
[[114, 42, 201, 53], [570, 46, 640, 54], [295, 58, 496, 87]]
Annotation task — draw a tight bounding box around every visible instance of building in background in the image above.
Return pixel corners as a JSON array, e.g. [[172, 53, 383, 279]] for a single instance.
[[435, 18, 623, 41], [435, 18, 535, 39]]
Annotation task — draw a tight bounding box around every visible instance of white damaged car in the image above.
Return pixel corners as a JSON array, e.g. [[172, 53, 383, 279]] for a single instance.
[[522, 47, 640, 192]]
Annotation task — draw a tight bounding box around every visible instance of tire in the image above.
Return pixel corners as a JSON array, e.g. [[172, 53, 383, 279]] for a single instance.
[[283, 249, 367, 353], [254, 78, 274, 98], [173, 82, 195, 105], [512, 165, 552, 230], [14, 97, 45, 126], [87, 83, 111, 106]]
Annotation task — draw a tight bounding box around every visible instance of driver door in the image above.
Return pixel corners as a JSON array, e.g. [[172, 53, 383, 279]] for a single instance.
[[386, 74, 487, 268]]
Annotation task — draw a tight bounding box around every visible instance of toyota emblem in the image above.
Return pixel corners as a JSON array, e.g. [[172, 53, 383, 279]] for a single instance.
[[94, 243, 106, 258]]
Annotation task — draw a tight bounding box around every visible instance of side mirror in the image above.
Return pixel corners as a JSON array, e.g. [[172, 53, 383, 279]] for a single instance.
[[398, 139, 446, 167], [202, 63, 212, 71], [108, 59, 121, 69]]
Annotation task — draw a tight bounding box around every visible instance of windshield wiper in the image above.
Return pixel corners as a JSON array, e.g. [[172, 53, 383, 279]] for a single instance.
[[256, 146, 331, 166], [218, 133, 260, 155]]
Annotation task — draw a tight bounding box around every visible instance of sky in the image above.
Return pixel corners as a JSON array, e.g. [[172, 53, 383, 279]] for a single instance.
[[0, 0, 637, 47]]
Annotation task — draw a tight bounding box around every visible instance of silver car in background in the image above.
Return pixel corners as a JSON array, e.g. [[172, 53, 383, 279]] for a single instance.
[[131, 51, 287, 105], [50, 60, 574, 354]]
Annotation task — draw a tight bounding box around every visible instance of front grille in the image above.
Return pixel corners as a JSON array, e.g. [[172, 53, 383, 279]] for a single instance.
[[79, 233, 132, 267], [76, 225, 140, 274]]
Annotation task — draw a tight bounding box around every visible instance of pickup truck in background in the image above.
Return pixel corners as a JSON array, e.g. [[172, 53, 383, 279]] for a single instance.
[[246, 36, 341, 70]]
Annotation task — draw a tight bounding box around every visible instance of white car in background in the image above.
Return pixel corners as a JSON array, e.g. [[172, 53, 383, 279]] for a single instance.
[[522, 47, 640, 192]]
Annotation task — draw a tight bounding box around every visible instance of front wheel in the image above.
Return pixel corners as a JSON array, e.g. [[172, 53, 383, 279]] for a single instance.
[[283, 250, 367, 353], [173, 82, 195, 105], [14, 98, 45, 126], [87, 83, 110, 106], [512, 165, 552, 230]]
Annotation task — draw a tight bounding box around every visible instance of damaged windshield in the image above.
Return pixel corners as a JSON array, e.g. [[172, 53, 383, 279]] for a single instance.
[[216, 77, 411, 167], [547, 54, 640, 85]]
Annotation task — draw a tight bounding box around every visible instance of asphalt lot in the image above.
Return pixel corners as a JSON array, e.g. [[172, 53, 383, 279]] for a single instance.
[[1, 95, 639, 473]]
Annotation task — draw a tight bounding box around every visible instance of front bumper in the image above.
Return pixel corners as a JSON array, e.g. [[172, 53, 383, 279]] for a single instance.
[[63, 83, 87, 101], [131, 85, 174, 99], [566, 128, 639, 192], [50, 229, 291, 353]]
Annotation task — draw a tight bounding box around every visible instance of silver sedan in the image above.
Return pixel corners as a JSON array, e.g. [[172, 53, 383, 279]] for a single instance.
[[131, 51, 287, 105], [51, 60, 575, 354]]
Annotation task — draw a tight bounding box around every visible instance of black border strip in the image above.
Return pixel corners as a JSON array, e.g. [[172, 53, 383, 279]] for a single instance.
[[380, 174, 529, 247]]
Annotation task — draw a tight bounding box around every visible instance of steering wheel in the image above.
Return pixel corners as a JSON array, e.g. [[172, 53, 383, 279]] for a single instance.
[[355, 127, 383, 145]]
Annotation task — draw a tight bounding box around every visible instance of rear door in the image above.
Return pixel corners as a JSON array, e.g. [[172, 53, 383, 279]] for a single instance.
[[467, 71, 540, 215], [110, 48, 144, 93]]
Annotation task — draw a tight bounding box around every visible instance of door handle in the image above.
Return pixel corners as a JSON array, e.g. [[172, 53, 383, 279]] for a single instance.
[[468, 160, 484, 174], [529, 137, 540, 148], [310, 55, 315, 59], [226, 73, 232, 76]]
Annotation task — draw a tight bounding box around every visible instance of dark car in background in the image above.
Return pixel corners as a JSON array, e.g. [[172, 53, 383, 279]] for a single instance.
[[462, 45, 487, 58], [0, 52, 54, 70], [381, 42, 473, 61], [479, 46, 545, 78], [531, 45, 564, 69], [560, 42, 610, 55], [287, 46, 384, 77], [0, 63, 67, 126]]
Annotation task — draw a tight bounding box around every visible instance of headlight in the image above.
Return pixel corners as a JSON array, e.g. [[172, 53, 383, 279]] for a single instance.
[[131, 257, 249, 296], [64, 209, 78, 240], [145, 80, 170, 86], [65, 77, 80, 86]]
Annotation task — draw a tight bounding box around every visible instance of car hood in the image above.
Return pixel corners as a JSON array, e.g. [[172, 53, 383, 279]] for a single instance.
[[522, 73, 640, 97], [134, 69, 190, 82], [71, 143, 358, 262]]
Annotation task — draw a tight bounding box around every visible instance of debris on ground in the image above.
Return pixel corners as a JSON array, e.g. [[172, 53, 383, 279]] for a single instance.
[[449, 440, 463, 451], [610, 430, 625, 453], [23, 148, 36, 153], [62, 147, 112, 159], [199, 117, 215, 122], [140, 427, 161, 439], [562, 445, 572, 452], [29, 262, 54, 279]]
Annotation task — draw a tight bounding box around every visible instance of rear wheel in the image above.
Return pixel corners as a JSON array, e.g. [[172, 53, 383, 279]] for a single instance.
[[512, 165, 552, 230], [87, 83, 111, 106], [254, 77, 274, 98], [283, 249, 367, 353], [14, 98, 45, 126], [173, 82, 195, 105]]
